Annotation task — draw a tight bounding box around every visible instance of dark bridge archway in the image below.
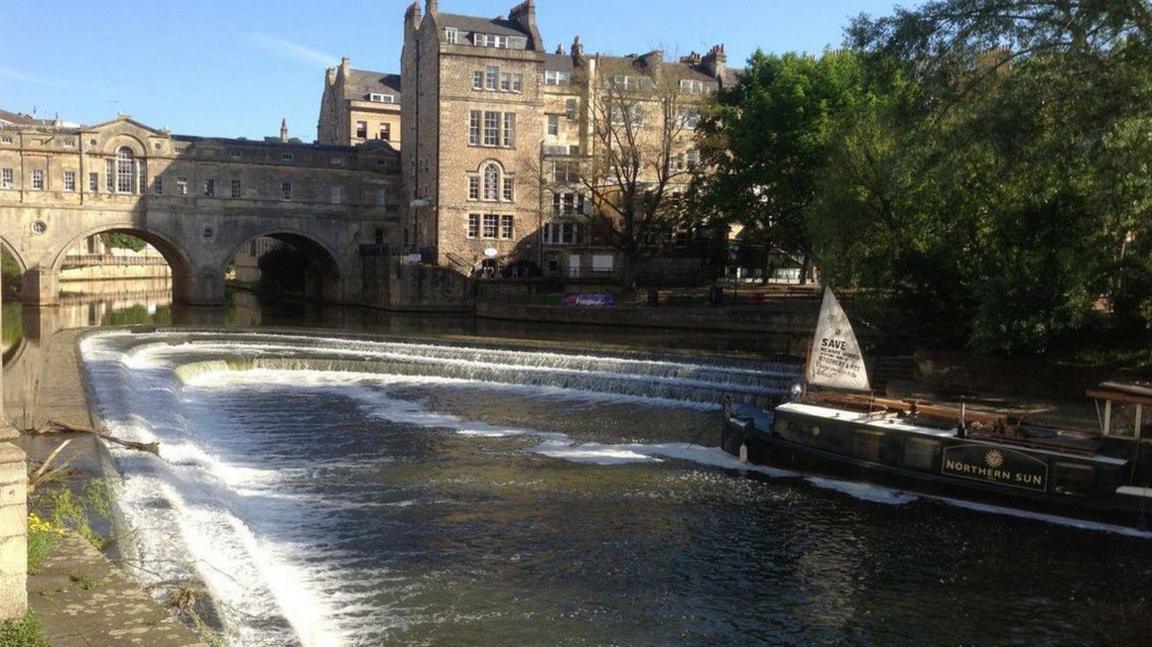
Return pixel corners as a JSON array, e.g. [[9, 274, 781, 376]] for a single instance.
[[226, 231, 346, 303]]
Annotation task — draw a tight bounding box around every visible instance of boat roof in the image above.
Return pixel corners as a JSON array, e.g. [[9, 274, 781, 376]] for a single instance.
[[777, 401, 1126, 465], [1088, 382, 1152, 407]]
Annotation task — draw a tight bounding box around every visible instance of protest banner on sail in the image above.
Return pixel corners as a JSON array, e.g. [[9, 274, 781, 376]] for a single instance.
[[805, 288, 871, 391]]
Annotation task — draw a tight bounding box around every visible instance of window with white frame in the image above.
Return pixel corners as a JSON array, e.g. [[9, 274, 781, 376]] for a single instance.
[[330, 185, 344, 204], [553, 160, 580, 184], [500, 215, 514, 239], [482, 214, 499, 238], [468, 175, 480, 200], [89, 172, 99, 192], [63, 170, 76, 192], [31, 169, 44, 190], [471, 111, 517, 147], [153, 176, 163, 195], [356, 121, 368, 139], [281, 180, 293, 200], [374, 189, 388, 206], [610, 105, 644, 127], [203, 178, 215, 197], [547, 114, 559, 136], [503, 112, 517, 146], [469, 111, 482, 145], [542, 222, 583, 245], [485, 66, 499, 90], [552, 191, 586, 217], [472, 71, 484, 90], [0, 135, 12, 144], [445, 27, 459, 44], [1, 168, 12, 189], [676, 107, 701, 129], [379, 123, 391, 141], [544, 70, 570, 85], [231, 178, 241, 198], [467, 213, 480, 238], [679, 79, 705, 94], [483, 163, 500, 201], [483, 111, 500, 146], [116, 147, 135, 193], [105, 159, 115, 192], [502, 177, 514, 202], [176, 177, 188, 195]]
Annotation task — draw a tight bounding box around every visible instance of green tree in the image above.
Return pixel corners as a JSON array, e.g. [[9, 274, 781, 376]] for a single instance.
[[804, 0, 1152, 353], [694, 51, 866, 280]]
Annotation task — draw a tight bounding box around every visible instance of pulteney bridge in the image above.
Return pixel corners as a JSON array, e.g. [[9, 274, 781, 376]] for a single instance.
[[0, 116, 401, 305]]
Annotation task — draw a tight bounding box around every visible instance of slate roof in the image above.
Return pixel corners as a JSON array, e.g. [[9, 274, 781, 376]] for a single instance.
[[0, 109, 51, 126], [541, 52, 574, 72], [438, 13, 531, 39], [343, 69, 402, 102]]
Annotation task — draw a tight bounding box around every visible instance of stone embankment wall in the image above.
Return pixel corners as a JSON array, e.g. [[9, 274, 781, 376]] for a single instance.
[[0, 438, 26, 621], [361, 258, 474, 312], [59, 265, 172, 282], [476, 300, 819, 356]]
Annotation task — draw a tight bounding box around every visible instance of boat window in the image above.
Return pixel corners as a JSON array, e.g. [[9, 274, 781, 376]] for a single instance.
[[1112, 403, 1138, 438]]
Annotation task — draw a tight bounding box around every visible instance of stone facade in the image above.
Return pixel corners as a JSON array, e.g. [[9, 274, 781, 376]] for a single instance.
[[317, 58, 403, 150], [397, 0, 735, 277], [0, 116, 401, 305], [0, 441, 26, 622]]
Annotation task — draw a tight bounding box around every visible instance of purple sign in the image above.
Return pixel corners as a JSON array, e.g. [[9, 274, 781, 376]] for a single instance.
[[562, 292, 615, 307]]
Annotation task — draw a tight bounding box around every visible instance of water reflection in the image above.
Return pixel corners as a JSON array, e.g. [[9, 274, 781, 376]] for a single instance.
[[1, 279, 788, 429]]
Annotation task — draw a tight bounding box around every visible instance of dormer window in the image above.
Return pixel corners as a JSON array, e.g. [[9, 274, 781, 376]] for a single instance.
[[680, 79, 706, 94], [544, 70, 570, 86], [368, 93, 396, 103], [472, 33, 527, 49], [445, 27, 459, 44]]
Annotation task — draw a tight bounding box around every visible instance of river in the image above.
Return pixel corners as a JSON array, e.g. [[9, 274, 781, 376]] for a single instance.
[[9, 287, 1152, 645]]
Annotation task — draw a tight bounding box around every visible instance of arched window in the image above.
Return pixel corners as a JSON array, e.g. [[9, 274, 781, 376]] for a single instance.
[[483, 163, 500, 201], [116, 147, 136, 193]]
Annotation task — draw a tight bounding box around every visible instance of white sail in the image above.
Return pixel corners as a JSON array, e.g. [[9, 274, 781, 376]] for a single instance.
[[805, 287, 871, 391]]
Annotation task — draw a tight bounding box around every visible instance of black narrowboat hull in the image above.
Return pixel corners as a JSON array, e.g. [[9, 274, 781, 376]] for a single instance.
[[722, 404, 1152, 529]]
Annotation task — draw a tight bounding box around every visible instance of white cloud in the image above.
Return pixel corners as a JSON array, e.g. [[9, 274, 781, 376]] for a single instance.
[[247, 33, 337, 68], [0, 67, 68, 88]]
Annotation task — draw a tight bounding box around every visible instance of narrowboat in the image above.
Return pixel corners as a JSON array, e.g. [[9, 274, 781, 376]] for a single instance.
[[722, 288, 1152, 526]]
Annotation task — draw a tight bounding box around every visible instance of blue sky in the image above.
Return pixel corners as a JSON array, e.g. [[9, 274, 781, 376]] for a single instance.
[[0, 0, 912, 140]]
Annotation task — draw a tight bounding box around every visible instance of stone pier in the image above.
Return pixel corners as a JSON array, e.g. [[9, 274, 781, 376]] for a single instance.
[[0, 438, 27, 622]]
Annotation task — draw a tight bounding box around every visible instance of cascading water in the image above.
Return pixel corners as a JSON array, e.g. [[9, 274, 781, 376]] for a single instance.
[[81, 330, 1152, 646]]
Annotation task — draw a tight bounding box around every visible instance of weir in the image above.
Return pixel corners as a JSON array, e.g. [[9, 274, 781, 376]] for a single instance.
[[73, 328, 1152, 647]]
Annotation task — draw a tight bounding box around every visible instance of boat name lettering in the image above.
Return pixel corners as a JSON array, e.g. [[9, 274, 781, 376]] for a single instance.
[[940, 445, 1048, 492]]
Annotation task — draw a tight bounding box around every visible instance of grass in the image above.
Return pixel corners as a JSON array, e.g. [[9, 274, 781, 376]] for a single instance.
[[0, 612, 47, 647]]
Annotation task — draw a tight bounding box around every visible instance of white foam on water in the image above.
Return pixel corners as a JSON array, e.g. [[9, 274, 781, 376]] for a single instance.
[[805, 476, 919, 505], [923, 495, 1152, 539], [532, 439, 662, 465]]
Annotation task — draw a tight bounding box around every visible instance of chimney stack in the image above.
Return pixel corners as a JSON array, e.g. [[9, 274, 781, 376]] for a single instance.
[[702, 44, 727, 80], [508, 0, 542, 51], [280, 118, 288, 143], [426, 0, 438, 15]]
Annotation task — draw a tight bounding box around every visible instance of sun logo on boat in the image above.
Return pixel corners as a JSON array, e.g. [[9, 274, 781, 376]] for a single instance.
[[984, 450, 1004, 469]]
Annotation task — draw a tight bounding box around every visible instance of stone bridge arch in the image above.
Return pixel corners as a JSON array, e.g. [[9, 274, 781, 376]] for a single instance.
[[221, 221, 360, 304], [47, 224, 196, 304]]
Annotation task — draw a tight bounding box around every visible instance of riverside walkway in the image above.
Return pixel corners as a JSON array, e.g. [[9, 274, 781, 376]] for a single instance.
[[22, 329, 206, 646]]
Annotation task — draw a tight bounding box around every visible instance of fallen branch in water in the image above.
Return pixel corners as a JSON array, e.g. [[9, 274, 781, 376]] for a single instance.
[[32, 419, 160, 455], [28, 438, 73, 495]]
